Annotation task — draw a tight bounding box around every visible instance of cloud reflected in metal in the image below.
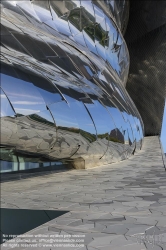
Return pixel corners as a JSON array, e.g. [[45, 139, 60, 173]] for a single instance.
[[0, 0, 144, 171]]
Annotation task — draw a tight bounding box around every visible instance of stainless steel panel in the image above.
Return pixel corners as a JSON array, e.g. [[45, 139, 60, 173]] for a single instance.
[[0, 116, 19, 148], [32, 0, 52, 22], [48, 101, 80, 159], [49, 1, 72, 36], [1, 34, 28, 55], [27, 71, 64, 105], [84, 100, 113, 158], [16, 110, 57, 156], [70, 101, 97, 140], [68, 101, 101, 164], [81, 1, 98, 55], [1, 63, 46, 116], [0, 88, 16, 117], [0, 0, 144, 170], [93, 4, 107, 60]]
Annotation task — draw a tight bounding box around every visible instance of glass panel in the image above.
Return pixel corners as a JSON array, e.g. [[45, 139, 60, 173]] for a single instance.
[[0, 153, 66, 173], [0, 148, 18, 173], [0, 160, 18, 173], [19, 157, 40, 171]]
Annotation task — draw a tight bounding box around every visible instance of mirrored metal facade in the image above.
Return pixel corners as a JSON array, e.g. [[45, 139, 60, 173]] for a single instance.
[[0, 0, 144, 172]]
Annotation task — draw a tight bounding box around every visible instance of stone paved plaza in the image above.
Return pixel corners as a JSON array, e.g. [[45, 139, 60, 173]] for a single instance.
[[1, 136, 166, 250]]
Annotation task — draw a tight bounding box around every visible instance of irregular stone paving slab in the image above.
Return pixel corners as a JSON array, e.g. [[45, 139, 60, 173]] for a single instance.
[[1, 136, 166, 250]]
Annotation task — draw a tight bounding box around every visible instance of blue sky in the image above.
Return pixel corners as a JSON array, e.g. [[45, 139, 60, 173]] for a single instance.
[[161, 100, 166, 153]]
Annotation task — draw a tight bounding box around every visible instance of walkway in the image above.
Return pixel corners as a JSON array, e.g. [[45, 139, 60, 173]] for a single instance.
[[1, 136, 166, 250]]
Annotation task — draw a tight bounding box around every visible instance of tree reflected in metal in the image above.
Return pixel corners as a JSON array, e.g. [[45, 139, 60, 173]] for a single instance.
[[0, 0, 144, 171]]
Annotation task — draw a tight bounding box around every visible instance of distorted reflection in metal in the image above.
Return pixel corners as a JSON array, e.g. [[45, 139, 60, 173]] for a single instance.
[[0, 0, 144, 171]]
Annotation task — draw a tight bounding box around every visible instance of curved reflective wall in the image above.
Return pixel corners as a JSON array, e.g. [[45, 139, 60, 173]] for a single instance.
[[0, 0, 144, 172]]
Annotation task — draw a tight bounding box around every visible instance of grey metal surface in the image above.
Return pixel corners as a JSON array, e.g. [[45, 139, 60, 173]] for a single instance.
[[0, 0, 144, 171]]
